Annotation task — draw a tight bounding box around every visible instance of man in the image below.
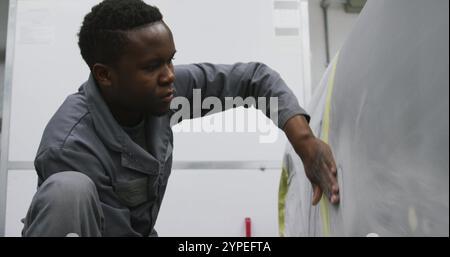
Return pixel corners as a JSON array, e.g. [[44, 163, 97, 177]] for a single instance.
[[22, 0, 339, 237]]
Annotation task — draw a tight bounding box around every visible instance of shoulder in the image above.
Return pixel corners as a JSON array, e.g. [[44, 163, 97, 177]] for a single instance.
[[37, 90, 95, 156]]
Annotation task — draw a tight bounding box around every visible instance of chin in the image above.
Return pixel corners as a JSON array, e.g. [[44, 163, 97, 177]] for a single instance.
[[152, 110, 169, 117], [149, 105, 170, 116]]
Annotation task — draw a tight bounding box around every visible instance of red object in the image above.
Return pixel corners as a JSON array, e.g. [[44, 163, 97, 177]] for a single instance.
[[245, 217, 252, 237]]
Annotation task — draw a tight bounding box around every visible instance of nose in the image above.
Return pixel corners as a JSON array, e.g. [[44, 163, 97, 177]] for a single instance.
[[159, 64, 175, 86]]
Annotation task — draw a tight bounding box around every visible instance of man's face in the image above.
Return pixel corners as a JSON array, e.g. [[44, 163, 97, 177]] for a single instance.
[[108, 21, 177, 116]]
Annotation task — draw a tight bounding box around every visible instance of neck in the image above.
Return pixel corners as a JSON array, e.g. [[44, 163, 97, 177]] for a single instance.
[[99, 87, 144, 127], [109, 105, 144, 127]]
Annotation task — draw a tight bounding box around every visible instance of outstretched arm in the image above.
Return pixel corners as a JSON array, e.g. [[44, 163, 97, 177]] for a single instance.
[[173, 62, 340, 205]]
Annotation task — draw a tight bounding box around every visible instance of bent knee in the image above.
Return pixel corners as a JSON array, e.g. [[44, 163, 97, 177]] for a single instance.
[[41, 171, 96, 201]]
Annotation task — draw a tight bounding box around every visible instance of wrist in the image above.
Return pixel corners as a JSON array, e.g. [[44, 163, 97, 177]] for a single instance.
[[283, 115, 316, 159]]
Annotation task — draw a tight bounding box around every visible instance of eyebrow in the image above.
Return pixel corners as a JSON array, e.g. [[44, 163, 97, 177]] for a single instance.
[[143, 50, 177, 64]]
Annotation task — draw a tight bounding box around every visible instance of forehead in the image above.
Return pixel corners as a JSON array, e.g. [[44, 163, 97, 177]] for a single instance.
[[122, 21, 175, 61]]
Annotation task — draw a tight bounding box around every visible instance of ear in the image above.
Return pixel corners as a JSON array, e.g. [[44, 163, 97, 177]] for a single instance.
[[92, 63, 113, 88]]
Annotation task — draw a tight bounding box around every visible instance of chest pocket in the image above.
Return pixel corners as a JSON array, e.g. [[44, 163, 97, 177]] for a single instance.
[[115, 177, 151, 208]]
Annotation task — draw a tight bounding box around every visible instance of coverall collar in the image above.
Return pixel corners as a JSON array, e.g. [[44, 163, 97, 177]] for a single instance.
[[83, 73, 161, 175]]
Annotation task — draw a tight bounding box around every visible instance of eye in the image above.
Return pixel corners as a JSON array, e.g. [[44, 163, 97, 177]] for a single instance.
[[145, 62, 162, 71]]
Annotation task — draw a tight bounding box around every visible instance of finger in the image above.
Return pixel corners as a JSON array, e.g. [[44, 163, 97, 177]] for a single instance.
[[322, 145, 338, 176], [330, 163, 338, 176], [330, 194, 340, 204], [325, 155, 338, 176], [321, 162, 338, 193], [312, 184, 322, 206], [329, 176, 340, 205], [318, 162, 339, 202], [332, 184, 339, 195]]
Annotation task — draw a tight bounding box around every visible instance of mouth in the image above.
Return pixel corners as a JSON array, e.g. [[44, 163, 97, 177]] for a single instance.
[[161, 89, 175, 103]]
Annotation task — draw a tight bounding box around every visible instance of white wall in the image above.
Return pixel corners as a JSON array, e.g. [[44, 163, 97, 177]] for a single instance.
[[157, 169, 280, 237], [308, 0, 361, 92]]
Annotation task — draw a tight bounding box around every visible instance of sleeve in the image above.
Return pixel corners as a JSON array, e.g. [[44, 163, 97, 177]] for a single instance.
[[171, 62, 310, 129]]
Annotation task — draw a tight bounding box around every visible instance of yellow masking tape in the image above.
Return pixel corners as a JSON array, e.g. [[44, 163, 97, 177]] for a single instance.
[[319, 51, 340, 237], [278, 165, 289, 237]]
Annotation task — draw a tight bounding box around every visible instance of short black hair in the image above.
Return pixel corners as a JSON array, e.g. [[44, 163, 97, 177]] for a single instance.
[[78, 0, 163, 70]]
